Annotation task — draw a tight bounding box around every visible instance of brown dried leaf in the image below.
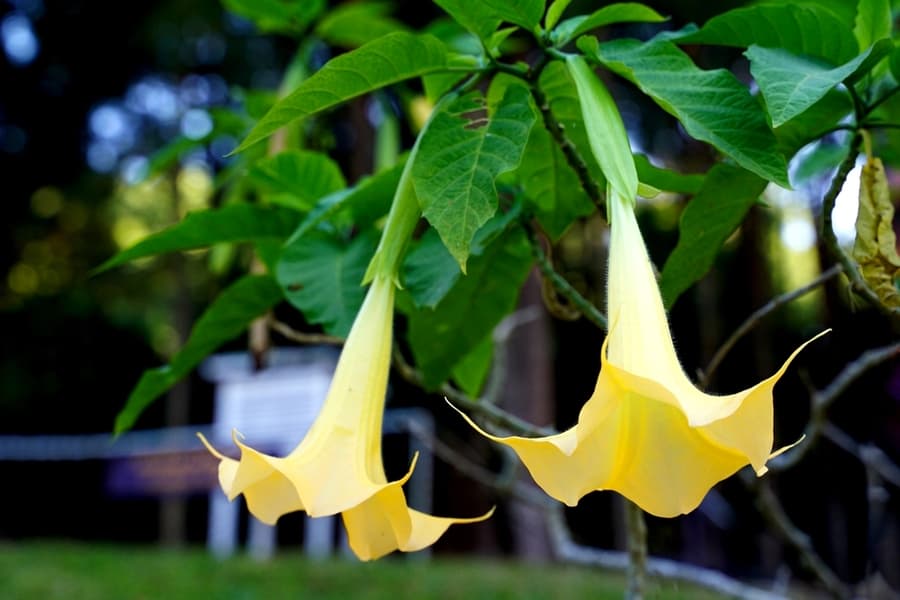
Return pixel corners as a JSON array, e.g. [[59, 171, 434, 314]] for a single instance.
[[853, 155, 900, 308]]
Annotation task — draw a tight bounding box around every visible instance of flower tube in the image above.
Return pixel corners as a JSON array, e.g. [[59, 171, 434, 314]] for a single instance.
[[457, 58, 825, 517]]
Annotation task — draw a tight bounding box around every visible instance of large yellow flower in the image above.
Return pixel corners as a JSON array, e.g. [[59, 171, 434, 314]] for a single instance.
[[459, 194, 824, 517], [201, 275, 490, 560], [458, 55, 824, 518]]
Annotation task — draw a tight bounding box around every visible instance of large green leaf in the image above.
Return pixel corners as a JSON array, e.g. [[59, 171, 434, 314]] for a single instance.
[[96, 204, 298, 273], [774, 90, 853, 157], [250, 150, 346, 211], [276, 231, 379, 337], [434, 0, 544, 39], [672, 3, 858, 65], [659, 165, 767, 307], [582, 37, 790, 188], [854, 0, 892, 52], [402, 207, 521, 309], [552, 2, 667, 46], [222, 0, 325, 34], [747, 44, 878, 127], [114, 275, 283, 433], [237, 33, 450, 152], [315, 2, 408, 47], [406, 226, 533, 388], [519, 120, 594, 239], [412, 84, 536, 270], [451, 335, 494, 397]]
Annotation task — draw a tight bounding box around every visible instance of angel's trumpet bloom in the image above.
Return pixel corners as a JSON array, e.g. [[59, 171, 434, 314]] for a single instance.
[[459, 194, 824, 517], [201, 154, 491, 560], [458, 57, 825, 517]]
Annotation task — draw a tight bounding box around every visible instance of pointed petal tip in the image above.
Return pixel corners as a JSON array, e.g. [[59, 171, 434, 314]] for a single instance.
[[196, 432, 226, 460]]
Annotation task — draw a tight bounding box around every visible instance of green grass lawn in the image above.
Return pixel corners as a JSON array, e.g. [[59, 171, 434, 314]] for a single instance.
[[0, 541, 730, 600]]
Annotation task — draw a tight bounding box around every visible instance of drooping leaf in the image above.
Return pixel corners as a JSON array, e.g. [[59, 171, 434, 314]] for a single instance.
[[237, 33, 450, 152], [634, 154, 704, 195], [114, 275, 283, 433], [746, 44, 877, 127], [774, 90, 853, 158], [659, 164, 768, 307], [434, 0, 544, 39], [222, 0, 325, 34], [412, 84, 536, 270], [95, 204, 299, 273], [519, 120, 594, 239], [853, 154, 900, 308], [406, 226, 533, 388], [250, 150, 346, 211], [672, 3, 858, 65], [582, 37, 790, 188], [480, 0, 546, 30], [315, 2, 408, 47], [552, 2, 667, 46], [452, 335, 494, 397], [276, 231, 379, 337], [402, 207, 522, 309], [854, 0, 892, 53]]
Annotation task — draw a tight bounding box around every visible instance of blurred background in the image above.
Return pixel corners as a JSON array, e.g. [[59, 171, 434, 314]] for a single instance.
[[0, 0, 898, 598]]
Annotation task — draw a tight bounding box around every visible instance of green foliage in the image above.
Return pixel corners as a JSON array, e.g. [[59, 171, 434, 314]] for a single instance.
[[854, 0, 892, 52], [406, 224, 533, 388], [746, 45, 880, 127], [222, 0, 325, 34], [250, 150, 347, 210], [237, 32, 451, 152], [276, 231, 380, 337], [551, 3, 667, 46], [95, 205, 299, 273], [673, 3, 859, 65], [634, 155, 705, 195], [114, 275, 283, 433], [411, 84, 536, 270], [315, 2, 408, 47], [659, 165, 768, 308], [582, 37, 790, 188]]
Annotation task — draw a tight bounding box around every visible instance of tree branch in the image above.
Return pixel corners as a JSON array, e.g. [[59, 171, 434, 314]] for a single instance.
[[699, 265, 842, 389]]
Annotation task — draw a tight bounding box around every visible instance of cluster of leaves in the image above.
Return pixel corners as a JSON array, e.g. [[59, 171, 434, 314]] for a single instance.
[[103, 0, 899, 433]]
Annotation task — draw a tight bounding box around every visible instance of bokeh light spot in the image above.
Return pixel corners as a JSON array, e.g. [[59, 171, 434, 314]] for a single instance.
[[30, 186, 64, 218], [1, 14, 39, 66], [8, 262, 39, 295]]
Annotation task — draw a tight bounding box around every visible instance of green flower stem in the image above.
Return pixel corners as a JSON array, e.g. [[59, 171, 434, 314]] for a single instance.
[[625, 500, 648, 600]]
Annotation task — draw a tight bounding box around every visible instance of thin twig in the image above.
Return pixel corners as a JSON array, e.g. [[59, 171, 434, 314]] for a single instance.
[[527, 225, 608, 330], [269, 319, 344, 346], [822, 424, 900, 489], [748, 476, 850, 599], [772, 341, 900, 471], [699, 265, 843, 389]]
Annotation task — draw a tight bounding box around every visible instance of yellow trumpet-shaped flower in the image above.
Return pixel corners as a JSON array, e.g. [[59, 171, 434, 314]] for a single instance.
[[201, 274, 491, 560], [458, 192, 825, 517]]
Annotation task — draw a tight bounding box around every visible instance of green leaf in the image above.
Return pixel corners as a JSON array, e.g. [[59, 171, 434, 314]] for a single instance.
[[406, 226, 533, 388], [634, 154, 704, 194], [746, 44, 877, 127], [518, 119, 594, 239], [774, 90, 853, 157], [434, 0, 544, 38], [222, 0, 325, 34], [452, 335, 493, 396], [793, 141, 848, 183], [315, 2, 408, 47], [480, 0, 546, 30], [114, 275, 283, 433], [250, 150, 346, 211], [672, 3, 858, 65], [95, 205, 298, 273], [552, 3, 667, 46], [402, 207, 522, 309], [545, 0, 574, 30], [854, 0, 892, 52], [659, 165, 767, 307], [891, 45, 900, 83], [582, 37, 790, 188], [412, 84, 536, 270], [276, 231, 379, 337], [237, 33, 450, 152]]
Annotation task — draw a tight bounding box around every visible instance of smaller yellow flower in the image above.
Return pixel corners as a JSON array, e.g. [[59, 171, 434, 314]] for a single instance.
[[201, 275, 491, 560]]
